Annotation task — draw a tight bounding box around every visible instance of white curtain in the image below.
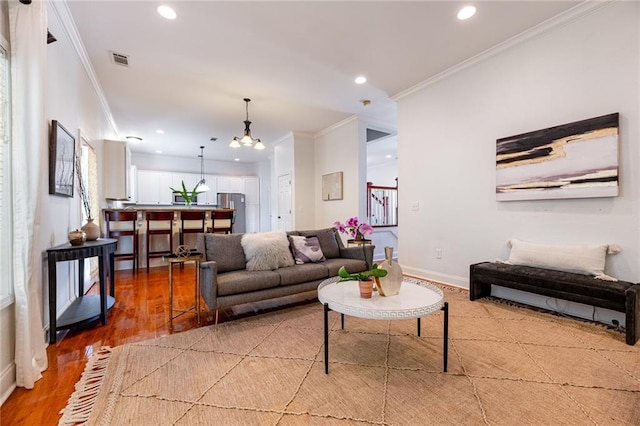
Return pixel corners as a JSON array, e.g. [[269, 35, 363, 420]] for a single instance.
[[9, 0, 48, 388]]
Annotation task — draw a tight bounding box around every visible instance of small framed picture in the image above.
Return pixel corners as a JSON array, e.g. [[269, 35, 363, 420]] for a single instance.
[[322, 171, 343, 201], [49, 120, 75, 197]]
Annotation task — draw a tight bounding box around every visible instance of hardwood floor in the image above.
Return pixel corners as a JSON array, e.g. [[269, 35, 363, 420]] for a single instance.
[[1, 264, 305, 425]]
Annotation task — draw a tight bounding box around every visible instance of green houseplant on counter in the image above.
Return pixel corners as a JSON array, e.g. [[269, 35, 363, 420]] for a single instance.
[[337, 264, 387, 299], [169, 181, 203, 207]]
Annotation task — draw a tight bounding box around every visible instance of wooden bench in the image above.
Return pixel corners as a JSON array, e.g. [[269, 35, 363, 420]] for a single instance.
[[469, 262, 639, 345]]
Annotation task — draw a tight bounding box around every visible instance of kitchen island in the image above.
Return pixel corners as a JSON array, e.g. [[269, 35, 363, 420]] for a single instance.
[[103, 207, 235, 271]]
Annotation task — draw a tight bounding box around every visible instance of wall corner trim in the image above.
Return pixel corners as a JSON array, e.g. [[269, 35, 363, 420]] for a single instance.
[[48, 0, 119, 136]]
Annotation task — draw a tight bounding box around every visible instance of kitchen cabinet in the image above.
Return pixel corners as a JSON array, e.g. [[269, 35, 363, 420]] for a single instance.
[[230, 177, 244, 193], [196, 174, 217, 205], [103, 140, 132, 200], [137, 170, 172, 205]]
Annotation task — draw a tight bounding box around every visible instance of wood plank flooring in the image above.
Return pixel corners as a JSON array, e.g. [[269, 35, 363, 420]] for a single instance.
[[1, 265, 313, 425]]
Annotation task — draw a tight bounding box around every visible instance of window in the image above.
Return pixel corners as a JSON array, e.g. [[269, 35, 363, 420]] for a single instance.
[[0, 40, 12, 308]]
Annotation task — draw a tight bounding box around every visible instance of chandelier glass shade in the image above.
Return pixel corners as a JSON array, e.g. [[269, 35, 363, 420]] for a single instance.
[[198, 145, 210, 192], [230, 98, 265, 150]]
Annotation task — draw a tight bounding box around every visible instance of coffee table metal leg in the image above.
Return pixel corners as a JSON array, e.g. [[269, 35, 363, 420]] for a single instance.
[[324, 303, 329, 374], [443, 302, 449, 372], [417, 317, 421, 336], [341, 313, 344, 329]]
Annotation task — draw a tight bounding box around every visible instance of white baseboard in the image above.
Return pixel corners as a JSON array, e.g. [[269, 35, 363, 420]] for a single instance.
[[400, 265, 468, 289], [0, 362, 16, 405]]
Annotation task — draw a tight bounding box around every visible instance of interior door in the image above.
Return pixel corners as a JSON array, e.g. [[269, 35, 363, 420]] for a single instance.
[[277, 174, 292, 231]]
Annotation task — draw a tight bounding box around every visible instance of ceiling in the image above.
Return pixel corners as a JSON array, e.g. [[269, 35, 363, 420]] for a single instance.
[[66, 1, 580, 164]]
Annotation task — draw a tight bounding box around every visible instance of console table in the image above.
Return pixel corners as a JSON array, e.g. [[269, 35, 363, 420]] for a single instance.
[[47, 238, 117, 344]]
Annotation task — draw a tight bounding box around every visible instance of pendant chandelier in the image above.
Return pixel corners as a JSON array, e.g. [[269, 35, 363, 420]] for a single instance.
[[197, 145, 210, 192], [230, 98, 265, 150]]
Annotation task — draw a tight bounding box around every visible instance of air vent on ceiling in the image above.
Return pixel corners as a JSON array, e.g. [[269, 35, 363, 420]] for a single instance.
[[366, 128, 391, 142], [110, 51, 130, 67]]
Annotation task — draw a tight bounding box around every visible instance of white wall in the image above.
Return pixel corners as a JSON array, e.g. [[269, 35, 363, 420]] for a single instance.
[[292, 132, 316, 230], [314, 117, 366, 234], [367, 161, 397, 187], [397, 2, 639, 316]]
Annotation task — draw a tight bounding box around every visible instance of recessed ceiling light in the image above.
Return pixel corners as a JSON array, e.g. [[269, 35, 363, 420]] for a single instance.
[[155, 150, 163, 154], [125, 136, 143, 144], [385, 154, 392, 159], [234, 158, 240, 162], [457, 5, 476, 20], [155, 129, 164, 134], [157, 5, 177, 20], [355, 76, 367, 84]]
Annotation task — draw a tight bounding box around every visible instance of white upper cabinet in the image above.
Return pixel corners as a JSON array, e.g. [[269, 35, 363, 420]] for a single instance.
[[243, 177, 259, 204], [229, 177, 244, 193], [137, 170, 172, 205], [196, 174, 218, 205], [103, 140, 131, 200]]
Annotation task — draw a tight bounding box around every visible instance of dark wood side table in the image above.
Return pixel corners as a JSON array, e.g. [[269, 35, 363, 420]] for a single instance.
[[47, 238, 117, 344]]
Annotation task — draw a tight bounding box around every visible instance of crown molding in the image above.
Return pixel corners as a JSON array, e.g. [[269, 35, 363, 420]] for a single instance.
[[314, 114, 358, 138], [48, 0, 119, 136], [392, 0, 613, 102]]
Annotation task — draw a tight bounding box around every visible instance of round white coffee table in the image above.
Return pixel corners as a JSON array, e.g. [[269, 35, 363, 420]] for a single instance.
[[318, 276, 449, 374]]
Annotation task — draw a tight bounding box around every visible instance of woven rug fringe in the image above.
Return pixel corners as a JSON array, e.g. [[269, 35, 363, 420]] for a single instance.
[[58, 347, 113, 426]]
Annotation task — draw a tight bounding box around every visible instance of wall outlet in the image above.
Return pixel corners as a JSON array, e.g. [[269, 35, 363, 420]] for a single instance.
[[411, 202, 420, 211], [435, 248, 442, 259]]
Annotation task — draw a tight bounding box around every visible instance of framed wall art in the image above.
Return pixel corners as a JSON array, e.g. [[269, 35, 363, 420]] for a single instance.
[[49, 120, 76, 197], [322, 171, 343, 201], [496, 113, 619, 201]]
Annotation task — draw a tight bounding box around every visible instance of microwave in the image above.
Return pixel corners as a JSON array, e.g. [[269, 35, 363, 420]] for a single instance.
[[172, 192, 197, 205]]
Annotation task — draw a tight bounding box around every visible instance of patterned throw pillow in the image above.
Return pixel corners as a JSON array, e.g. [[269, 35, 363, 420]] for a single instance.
[[289, 235, 326, 265]]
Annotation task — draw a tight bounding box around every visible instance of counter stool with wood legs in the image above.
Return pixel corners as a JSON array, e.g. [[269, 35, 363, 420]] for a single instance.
[[208, 209, 234, 234], [104, 210, 139, 273], [179, 210, 205, 269], [146, 211, 174, 273]]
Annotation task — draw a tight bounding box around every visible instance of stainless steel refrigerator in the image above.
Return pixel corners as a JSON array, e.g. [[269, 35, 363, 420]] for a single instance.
[[217, 193, 246, 233]]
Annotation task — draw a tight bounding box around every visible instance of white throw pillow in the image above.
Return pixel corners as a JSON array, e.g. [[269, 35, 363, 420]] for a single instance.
[[500, 239, 620, 281], [241, 231, 295, 271]]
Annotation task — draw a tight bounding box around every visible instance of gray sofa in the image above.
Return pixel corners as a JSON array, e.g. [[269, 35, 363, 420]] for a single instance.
[[196, 228, 374, 321]]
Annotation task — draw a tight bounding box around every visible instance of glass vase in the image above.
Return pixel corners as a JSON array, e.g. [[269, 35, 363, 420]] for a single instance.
[[376, 246, 402, 296]]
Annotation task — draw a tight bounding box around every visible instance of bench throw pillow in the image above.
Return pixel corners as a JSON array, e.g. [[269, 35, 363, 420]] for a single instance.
[[289, 235, 326, 265], [500, 239, 621, 281], [241, 231, 295, 271]]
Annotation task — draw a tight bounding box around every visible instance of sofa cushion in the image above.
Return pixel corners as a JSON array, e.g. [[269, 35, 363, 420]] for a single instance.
[[298, 228, 340, 259], [289, 235, 326, 264], [203, 233, 246, 273], [322, 258, 369, 277], [277, 263, 329, 286], [242, 231, 295, 271], [216, 270, 281, 296], [502, 239, 620, 281]]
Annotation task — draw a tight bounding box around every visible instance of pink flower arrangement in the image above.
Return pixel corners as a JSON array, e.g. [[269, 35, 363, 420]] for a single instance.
[[333, 216, 373, 239]]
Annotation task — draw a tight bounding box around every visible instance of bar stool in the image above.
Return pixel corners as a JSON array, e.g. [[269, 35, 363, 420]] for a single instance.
[[146, 211, 174, 272], [104, 210, 139, 273], [179, 210, 205, 268], [209, 210, 234, 234]]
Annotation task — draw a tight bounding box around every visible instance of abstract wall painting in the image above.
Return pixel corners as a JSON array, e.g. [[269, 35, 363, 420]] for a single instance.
[[496, 113, 619, 201]]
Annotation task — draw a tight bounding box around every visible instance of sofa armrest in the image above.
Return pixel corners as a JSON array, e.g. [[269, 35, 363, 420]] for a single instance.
[[339, 245, 375, 269], [199, 260, 219, 311]]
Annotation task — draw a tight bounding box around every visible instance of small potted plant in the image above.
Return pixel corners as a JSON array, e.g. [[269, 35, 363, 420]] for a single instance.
[[170, 181, 202, 207], [338, 264, 388, 298]]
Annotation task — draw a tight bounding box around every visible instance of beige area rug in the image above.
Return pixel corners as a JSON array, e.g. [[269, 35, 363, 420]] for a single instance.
[[59, 285, 640, 425]]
